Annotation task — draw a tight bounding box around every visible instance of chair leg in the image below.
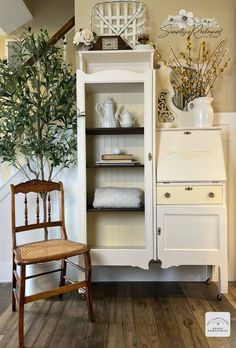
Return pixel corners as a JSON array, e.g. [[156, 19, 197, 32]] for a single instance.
[[59, 258, 67, 299], [19, 265, 26, 348], [12, 253, 16, 312], [84, 251, 94, 322]]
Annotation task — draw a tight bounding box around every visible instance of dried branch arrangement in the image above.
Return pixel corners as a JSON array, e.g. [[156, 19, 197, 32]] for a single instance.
[[157, 37, 230, 108]]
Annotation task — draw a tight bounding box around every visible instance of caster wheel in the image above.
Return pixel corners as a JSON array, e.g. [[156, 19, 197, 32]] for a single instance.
[[81, 293, 87, 301], [206, 278, 211, 285], [217, 294, 222, 301]]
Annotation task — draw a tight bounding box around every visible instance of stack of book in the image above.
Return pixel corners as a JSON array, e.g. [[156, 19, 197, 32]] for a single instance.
[[96, 154, 139, 165]]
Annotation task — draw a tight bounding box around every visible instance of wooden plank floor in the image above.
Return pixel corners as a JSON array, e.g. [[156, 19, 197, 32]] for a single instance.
[[0, 281, 236, 347]]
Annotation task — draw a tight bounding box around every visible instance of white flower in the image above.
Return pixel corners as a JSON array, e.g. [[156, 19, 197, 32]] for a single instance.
[[73, 31, 82, 45], [200, 18, 219, 28], [73, 29, 94, 46], [177, 9, 194, 28], [161, 9, 220, 32], [193, 17, 201, 25], [163, 15, 178, 26]]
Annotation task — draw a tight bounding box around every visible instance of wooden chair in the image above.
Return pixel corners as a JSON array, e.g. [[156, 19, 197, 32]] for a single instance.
[[11, 179, 94, 348]]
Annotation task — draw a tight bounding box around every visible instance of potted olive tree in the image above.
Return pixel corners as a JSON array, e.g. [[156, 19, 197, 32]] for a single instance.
[[0, 28, 77, 238], [0, 28, 77, 181]]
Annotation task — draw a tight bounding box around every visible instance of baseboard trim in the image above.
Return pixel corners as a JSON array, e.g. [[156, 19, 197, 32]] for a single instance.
[[92, 264, 208, 282]]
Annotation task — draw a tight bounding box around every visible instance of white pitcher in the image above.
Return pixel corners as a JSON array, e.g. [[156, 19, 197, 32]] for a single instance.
[[117, 109, 136, 128], [95, 97, 120, 127], [187, 97, 214, 128]]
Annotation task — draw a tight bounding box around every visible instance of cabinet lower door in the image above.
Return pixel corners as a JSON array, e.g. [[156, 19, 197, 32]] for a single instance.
[[157, 205, 227, 269]]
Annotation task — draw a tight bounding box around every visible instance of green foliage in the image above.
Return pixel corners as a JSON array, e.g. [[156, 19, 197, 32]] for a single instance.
[[0, 28, 77, 180]]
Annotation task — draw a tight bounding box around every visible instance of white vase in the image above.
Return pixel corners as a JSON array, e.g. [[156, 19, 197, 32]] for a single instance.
[[187, 97, 214, 127]]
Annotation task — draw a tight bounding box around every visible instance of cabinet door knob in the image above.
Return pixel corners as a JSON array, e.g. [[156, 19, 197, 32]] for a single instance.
[[165, 192, 171, 198], [185, 186, 193, 191], [208, 192, 215, 198], [148, 153, 152, 161]]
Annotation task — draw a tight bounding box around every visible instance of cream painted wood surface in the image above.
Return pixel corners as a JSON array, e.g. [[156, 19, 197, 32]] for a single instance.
[[157, 184, 223, 205], [87, 212, 145, 248], [156, 128, 226, 182], [77, 51, 154, 269], [156, 127, 228, 294], [157, 205, 228, 293], [78, 50, 154, 73], [85, 85, 145, 128]]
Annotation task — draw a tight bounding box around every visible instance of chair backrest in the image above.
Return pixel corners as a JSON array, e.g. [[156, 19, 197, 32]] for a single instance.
[[11, 179, 67, 248]]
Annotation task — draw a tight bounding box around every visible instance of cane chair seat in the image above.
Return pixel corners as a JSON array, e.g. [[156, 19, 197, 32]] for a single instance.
[[11, 179, 94, 348], [14, 239, 89, 265]]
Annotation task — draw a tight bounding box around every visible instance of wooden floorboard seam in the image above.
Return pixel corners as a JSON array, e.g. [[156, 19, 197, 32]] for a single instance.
[[0, 282, 235, 348]]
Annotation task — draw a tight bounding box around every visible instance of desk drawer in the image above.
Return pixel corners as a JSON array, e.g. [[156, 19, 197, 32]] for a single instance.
[[157, 185, 223, 205]]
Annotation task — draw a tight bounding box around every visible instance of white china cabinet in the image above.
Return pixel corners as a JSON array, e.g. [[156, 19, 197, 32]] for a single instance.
[[76, 50, 228, 294], [156, 128, 228, 298], [77, 50, 155, 268]]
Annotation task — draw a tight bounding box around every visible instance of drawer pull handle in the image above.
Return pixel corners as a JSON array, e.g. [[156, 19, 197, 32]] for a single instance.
[[185, 186, 193, 191], [208, 192, 215, 198], [165, 192, 171, 198]]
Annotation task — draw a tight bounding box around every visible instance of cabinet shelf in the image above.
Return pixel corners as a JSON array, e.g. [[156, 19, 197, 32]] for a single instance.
[[86, 127, 144, 135], [77, 57, 153, 267], [87, 206, 144, 212], [87, 163, 144, 168]]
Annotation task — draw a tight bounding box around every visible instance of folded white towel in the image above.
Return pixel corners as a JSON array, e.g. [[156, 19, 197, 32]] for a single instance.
[[93, 187, 144, 208]]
